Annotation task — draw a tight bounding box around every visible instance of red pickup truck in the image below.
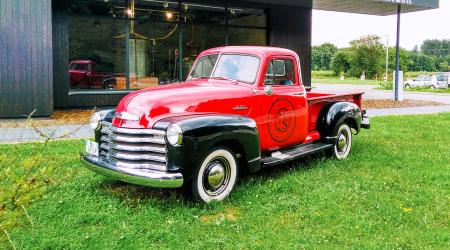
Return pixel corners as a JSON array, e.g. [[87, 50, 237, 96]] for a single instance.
[[83, 46, 370, 202], [69, 60, 118, 89]]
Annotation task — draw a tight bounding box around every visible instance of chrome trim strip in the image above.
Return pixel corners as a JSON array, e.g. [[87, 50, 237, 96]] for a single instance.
[[83, 154, 183, 188], [110, 134, 165, 144], [111, 160, 167, 172], [109, 143, 166, 153], [109, 150, 167, 163], [110, 126, 166, 136]]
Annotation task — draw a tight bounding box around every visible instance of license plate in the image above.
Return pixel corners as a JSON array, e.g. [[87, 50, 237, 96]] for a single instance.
[[362, 117, 370, 125], [85, 140, 99, 156]]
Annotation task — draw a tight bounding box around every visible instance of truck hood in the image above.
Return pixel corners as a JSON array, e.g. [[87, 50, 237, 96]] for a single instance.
[[114, 79, 253, 128]]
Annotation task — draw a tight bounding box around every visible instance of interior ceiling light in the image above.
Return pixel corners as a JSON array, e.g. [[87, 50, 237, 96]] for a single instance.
[[126, 9, 133, 16]]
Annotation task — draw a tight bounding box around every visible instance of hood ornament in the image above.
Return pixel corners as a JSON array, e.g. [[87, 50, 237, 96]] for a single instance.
[[115, 112, 140, 121]]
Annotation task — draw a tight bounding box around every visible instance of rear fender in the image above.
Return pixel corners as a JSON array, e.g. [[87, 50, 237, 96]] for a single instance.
[[316, 102, 362, 142]]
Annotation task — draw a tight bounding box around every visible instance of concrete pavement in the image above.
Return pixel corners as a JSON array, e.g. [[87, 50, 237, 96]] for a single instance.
[[313, 83, 450, 116], [312, 83, 450, 105], [0, 124, 92, 143], [1, 83, 449, 143]]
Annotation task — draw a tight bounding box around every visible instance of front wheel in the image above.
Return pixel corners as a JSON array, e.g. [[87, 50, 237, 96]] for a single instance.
[[191, 148, 238, 202], [332, 123, 353, 160]]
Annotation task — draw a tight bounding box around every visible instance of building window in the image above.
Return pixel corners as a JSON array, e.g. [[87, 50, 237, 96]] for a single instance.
[[66, 0, 267, 93]]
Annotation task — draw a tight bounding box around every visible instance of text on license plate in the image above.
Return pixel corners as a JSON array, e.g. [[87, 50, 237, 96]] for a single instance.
[[85, 140, 99, 156]]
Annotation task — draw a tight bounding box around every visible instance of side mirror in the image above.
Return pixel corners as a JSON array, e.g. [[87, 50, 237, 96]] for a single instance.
[[264, 79, 274, 86]]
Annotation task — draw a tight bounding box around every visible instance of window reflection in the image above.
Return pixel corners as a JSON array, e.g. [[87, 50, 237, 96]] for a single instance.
[[126, 0, 180, 87], [67, 0, 267, 92], [68, 13, 126, 90]]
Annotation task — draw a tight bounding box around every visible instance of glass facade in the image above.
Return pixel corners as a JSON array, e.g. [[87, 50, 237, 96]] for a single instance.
[[67, 0, 267, 92]]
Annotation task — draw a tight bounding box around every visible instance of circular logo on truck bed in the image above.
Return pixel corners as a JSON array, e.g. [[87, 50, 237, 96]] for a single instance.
[[268, 99, 296, 142]]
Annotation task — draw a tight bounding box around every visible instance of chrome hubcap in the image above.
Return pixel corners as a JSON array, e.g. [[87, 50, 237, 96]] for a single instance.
[[337, 133, 347, 151], [206, 163, 225, 189], [203, 157, 231, 196]]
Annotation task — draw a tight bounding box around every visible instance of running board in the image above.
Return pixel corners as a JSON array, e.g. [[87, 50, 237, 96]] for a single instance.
[[262, 142, 333, 167]]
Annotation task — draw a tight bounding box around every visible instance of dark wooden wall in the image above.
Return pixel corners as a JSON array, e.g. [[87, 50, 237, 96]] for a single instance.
[[269, 5, 312, 87], [0, 0, 53, 118]]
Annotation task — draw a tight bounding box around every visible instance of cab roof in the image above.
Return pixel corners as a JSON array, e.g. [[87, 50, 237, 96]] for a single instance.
[[199, 46, 299, 59]]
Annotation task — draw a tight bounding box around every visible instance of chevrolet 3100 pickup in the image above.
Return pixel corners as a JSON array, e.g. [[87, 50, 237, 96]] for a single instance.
[[83, 46, 370, 202]]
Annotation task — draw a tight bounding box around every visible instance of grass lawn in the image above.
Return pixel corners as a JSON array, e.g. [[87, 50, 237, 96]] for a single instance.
[[1, 114, 450, 249], [312, 78, 386, 86], [376, 86, 450, 94]]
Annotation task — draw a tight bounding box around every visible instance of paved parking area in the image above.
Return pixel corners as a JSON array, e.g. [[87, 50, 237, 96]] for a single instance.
[[1, 84, 449, 143], [312, 83, 450, 116], [0, 124, 92, 144], [312, 83, 450, 105]]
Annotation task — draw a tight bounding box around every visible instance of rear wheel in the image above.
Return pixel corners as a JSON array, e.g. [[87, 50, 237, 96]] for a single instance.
[[331, 123, 352, 160], [103, 80, 116, 90], [191, 148, 238, 202]]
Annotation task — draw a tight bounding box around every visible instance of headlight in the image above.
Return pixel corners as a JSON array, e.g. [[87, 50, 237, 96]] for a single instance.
[[89, 110, 114, 131], [166, 124, 183, 146], [90, 113, 102, 131]]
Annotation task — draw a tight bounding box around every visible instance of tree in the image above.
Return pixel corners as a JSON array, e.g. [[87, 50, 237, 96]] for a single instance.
[[312, 43, 338, 71], [438, 61, 449, 72], [387, 47, 409, 72], [407, 52, 436, 72], [348, 35, 384, 78], [421, 39, 450, 58], [330, 48, 354, 76]]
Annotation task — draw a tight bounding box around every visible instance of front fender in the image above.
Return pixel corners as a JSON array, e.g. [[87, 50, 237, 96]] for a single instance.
[[316, 102, 362, 140], [154, 114, 261, 180]]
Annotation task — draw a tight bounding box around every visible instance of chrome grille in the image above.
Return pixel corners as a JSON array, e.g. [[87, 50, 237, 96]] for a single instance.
[[99, 122, 167, 171]]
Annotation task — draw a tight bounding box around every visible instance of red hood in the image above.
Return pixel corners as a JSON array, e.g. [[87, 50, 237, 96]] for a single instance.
[[113, 79, 254, 128]]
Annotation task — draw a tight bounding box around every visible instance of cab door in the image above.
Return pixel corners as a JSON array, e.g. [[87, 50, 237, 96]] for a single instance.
[[257, 57, 308, 152]]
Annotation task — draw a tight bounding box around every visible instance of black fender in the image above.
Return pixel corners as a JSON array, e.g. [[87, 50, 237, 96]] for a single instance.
[[154, 114, 261, 181], [316, 102, 362, 142]]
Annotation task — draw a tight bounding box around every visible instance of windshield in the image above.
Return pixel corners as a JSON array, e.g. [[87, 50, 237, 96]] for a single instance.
[[189, 54, 218, 79], [188, 54, 260, 84]]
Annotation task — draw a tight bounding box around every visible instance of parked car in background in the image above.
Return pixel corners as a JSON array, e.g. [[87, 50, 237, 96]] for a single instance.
[[69, 60, 121, 89], [404, 75, 432, 88], [431, 74, 449, 89], [69, 60, 160, 90], [435, 73, 450, 88]]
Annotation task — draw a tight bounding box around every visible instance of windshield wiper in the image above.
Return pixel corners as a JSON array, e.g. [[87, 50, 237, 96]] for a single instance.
[[210, 76, 234, 81]]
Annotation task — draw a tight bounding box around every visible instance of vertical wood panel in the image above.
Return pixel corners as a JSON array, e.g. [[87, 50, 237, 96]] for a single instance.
[[0, 0, 53, 118], [269, 5, 312, 87]]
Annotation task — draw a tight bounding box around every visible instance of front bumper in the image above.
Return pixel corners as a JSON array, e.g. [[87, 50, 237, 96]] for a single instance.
[[361, 110, 370, 129], [82, 154, 184, 188]]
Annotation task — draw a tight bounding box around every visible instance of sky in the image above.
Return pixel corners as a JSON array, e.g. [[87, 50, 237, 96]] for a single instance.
[[312, 1, 450, 50]]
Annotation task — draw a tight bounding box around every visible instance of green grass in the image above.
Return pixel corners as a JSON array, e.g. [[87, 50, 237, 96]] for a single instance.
[[2, 114, 450, 249], [312, 78, 387, 85], [376, 86, 450, 94]]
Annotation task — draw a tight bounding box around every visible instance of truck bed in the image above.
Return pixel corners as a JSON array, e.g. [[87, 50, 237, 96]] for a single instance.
[[306, 91, 364, 132]]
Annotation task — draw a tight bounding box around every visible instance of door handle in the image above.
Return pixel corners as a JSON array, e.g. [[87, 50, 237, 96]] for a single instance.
[[292, 92, 304, 96]]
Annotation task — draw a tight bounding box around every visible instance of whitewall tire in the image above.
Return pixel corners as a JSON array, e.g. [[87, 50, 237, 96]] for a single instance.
[[192, 148, 238, 203], [332, 123, 352, 160]]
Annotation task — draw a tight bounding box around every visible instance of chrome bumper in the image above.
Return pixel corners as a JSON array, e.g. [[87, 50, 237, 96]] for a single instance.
[[361, 110, 370, 129], [82, 154, 183, 188]]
